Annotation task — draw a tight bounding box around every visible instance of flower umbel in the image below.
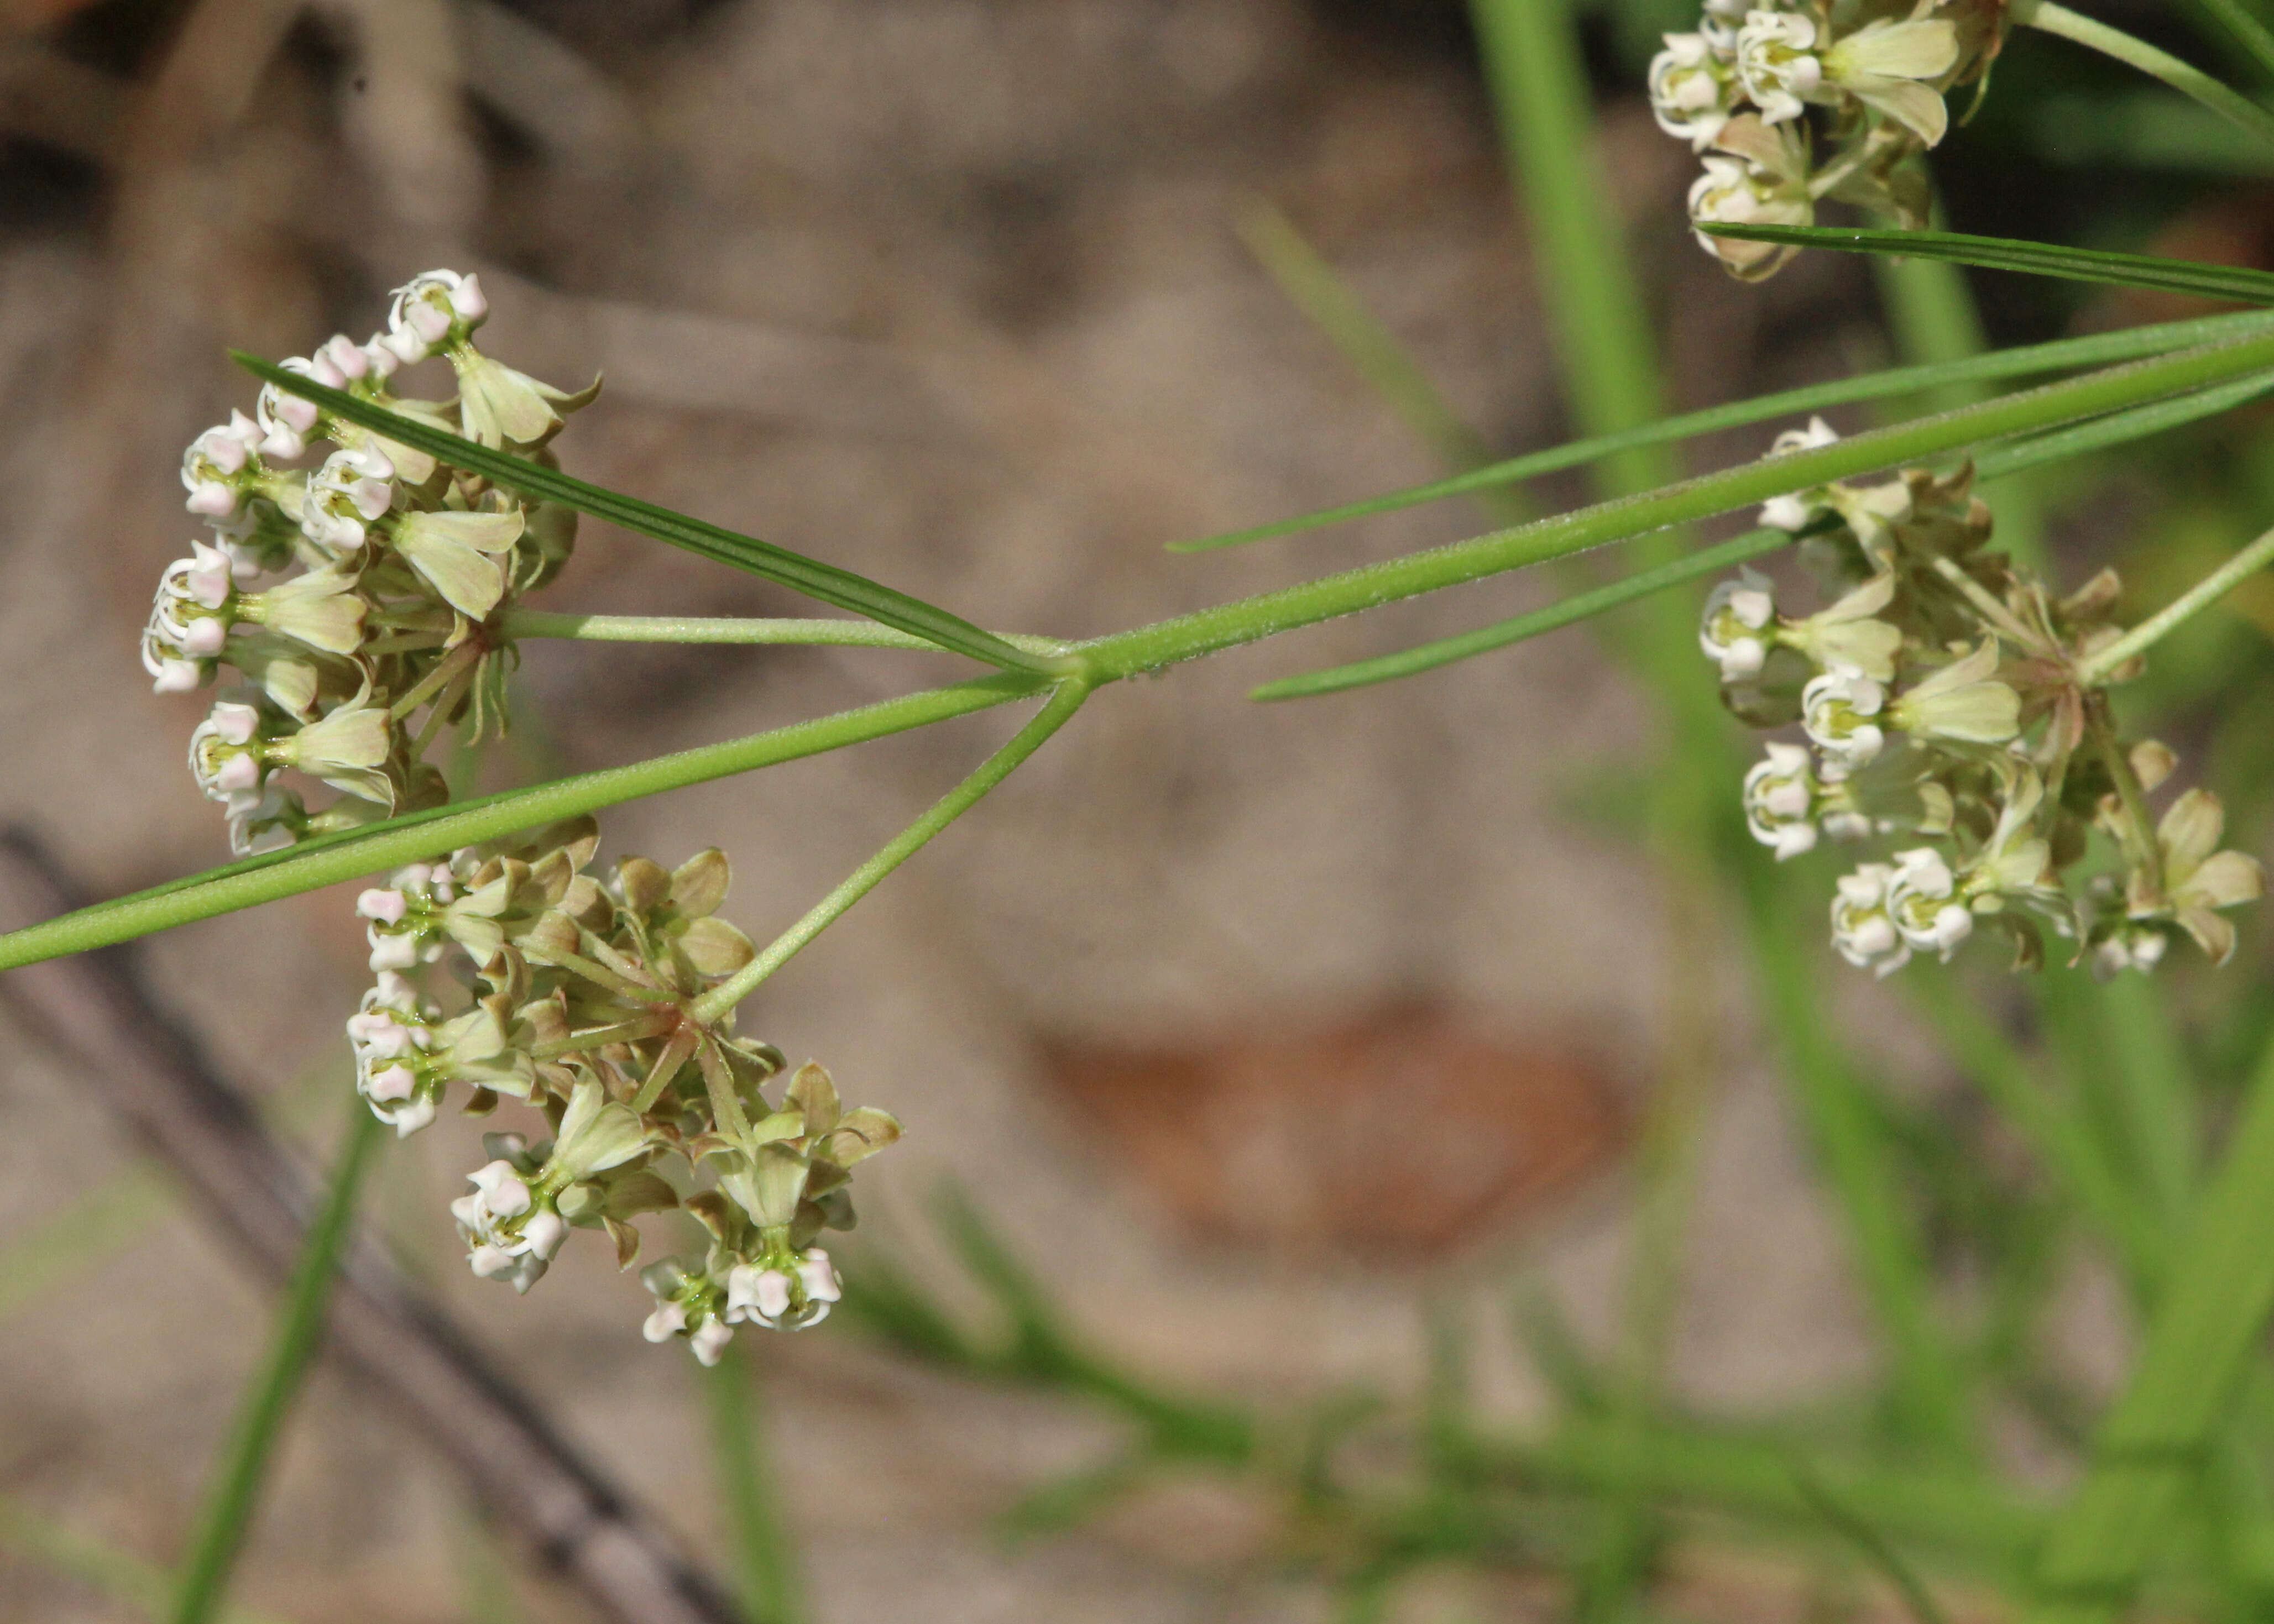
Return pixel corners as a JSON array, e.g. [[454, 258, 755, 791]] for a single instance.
[[1703, 420, 2262, 978]]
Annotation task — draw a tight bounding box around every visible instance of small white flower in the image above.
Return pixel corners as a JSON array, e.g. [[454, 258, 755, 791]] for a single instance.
[[1759, 416, 1839, 530], [383, 269, 488, 364], [224, 784, 302, 856], [1734, 9, 1823, 125], [181, 413, 263, 517], [302, 447, 397, 553], [315, 333, 371, 383], [1801, 663, 1886, 768], [1742, 741, 1819, 860], [2141, 788, 2267, 965], [188, 699, 269, 801], [255, 361, 325, 461], [1650, 32, 1739, 150], [1831, 862, 1911, 977], [797, 1249, 840, 1305], [1701, 565, 1776, 680], [725, 1263, 793, 1326], [643, 1300, 689, 1342], [1687, 115, 1813, 281], [2093, 926, 2169, 980], [357, 888, 409, 925], [451, 1157, 559, 1293], [1884, 846, 1973, 960], [690, 1319, 735, 1366]]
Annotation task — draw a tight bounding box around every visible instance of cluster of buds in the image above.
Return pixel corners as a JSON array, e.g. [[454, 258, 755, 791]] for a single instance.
[[1649, 1, 2008, 280], [350, 818, 901, 1360], [1708, 418, 2266, 977], [145, 271, 595, 855]]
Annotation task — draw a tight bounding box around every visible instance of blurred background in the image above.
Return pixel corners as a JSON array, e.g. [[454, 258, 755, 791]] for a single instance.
[[2, 0, 2272, 1620]]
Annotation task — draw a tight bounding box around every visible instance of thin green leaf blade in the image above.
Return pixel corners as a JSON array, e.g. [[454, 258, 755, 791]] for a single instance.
[[1250, 365, 2274, 701], [1170, 308, 2274, 553], [1250, 527, 1786, 701], [1698, 224, 2274, 306], [233, 353, 1060, 677]]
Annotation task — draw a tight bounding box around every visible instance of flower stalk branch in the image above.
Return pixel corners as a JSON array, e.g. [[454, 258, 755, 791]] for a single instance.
[[2014, 0, 2274, 151], [689, 679, 1093, 1023], [2074, 518, 2274, 684]]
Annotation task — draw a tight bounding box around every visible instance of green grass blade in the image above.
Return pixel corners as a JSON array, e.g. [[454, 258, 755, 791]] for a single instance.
[[0, 672, 1036, 973], [1905, 969, 2166, 1293], [1250, 367, 2274, 700], [1237, 203, 1506, 484], [2023, 1028, 2274, 1623], [1785, 1455, 1952, 1624], [1698, 223, 2274, 305], [1742, 866, 1973, 1453], [2019, 0, 2274, 149], [234, 354, 1059, 677], [171, 1106, 384, 1624], [2176, 0, 2274, 86], [705, 1344, 804, 1624], [0, 1499, 295, 1624], [1170, 310, 2274, 554]]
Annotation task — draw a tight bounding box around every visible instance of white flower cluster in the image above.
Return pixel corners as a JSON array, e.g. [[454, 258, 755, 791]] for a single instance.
[[146, 271, 595, 855], [1649, 0, 2005, 280], [344, 817, 901, 1361], [641, 1249, 843, 1368], [1712, 420, 2265, 977]]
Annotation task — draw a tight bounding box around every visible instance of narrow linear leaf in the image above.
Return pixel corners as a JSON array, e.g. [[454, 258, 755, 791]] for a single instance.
[[1240, 203, 1502, 479], [1170, 308, 2274, 553], [234, 354, 1059, 677], [2179, 0, 2274, 87], [1785, 1455, 1952, 1624], [0, 673, 1038, 973], [1251, 528, 1786, 700], [1250, 366, 2274, 700], [1699, 223, 2274, 307]]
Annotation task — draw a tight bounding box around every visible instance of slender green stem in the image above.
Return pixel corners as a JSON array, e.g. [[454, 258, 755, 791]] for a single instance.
[[706, 1343, 805, 1624], [2076, 517, 2274, 682], [2024, 1028, 2274, 1623], [689, 679, 1091, 1021], [501, 610, 1067, 657], [2017, 0, 2274, 149], [2178, 0, 2274, 85], [171, 1106, 385, 1624], [0, 673, 1041, 972]]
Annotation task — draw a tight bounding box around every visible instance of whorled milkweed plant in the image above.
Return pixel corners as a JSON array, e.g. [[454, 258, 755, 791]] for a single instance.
[[19, 5, 2274, 1615]]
